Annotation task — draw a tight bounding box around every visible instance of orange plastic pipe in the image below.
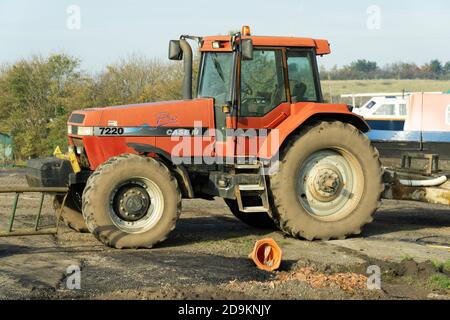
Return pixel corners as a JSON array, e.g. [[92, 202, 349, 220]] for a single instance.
[[249, 238, 282, 271]]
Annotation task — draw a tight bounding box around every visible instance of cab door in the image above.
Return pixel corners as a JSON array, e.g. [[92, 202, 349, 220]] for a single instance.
[[236, 48, 290, 158]]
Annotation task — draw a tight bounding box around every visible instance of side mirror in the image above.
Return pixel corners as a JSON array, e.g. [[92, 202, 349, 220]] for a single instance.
[[168, 40, 183, 60], [241, 39, 253, 61]]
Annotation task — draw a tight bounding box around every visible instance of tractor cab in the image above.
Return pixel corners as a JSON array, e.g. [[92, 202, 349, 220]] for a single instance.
[[168, 26, 331, 140]]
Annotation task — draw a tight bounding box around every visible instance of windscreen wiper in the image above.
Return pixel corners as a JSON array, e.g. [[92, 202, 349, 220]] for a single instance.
[[212, 55, 225, 82]]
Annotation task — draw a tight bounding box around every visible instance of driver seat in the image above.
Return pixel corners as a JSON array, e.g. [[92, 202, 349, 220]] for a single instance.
[[290, 81, 307, 103]]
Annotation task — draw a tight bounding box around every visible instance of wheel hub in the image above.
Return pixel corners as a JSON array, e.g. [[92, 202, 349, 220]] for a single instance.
[[311, 168, 342, 200], [297, 149, 359, 218], [115, 185, 150, 222], [108, 177, 165, 234]]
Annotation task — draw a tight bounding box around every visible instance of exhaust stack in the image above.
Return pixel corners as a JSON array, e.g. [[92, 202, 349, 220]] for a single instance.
[[179, 39, 193, 100]]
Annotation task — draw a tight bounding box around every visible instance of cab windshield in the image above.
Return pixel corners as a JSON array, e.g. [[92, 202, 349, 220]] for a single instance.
[[198, 52, 232, 106]]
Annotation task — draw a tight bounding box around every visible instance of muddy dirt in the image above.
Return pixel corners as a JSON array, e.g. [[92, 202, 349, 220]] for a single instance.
[[0, 172, 449, 300]]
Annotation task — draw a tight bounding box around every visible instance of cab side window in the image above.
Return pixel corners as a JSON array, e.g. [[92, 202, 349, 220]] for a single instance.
[[240, 49, 286, 117], [286, 50, 319, 103]]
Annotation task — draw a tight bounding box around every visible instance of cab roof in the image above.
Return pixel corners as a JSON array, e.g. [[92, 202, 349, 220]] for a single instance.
[[201, 35, 331, 55]]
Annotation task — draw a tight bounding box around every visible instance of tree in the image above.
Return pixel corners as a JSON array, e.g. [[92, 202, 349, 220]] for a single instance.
[[92, 54, 184, 107], [0, 54, 90, 159], [443, 61, 450, 75], [430, 59, 443, 76], [386, 62, 420, 79], [350, 60, 378, 73]]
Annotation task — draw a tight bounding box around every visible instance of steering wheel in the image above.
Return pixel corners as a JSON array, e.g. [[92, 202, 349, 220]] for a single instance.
[[241, 96, 267, 105], [240, 96, 269, 117]]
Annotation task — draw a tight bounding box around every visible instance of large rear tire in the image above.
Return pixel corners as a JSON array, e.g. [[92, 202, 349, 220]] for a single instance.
[[82, 154, 181, 249], [269, 121, 383, 240], [54, 186, 89, 233], [224, 199, 276, 229]]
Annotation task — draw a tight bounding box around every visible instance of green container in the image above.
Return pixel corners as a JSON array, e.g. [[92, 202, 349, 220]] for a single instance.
[[0, 133, 13, 166]]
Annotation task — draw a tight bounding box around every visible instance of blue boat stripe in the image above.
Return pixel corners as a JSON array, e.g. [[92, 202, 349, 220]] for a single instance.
[[368, 130, 450, 143], [368, 130, 421, 142]]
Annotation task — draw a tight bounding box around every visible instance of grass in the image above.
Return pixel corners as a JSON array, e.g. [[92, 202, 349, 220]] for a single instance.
[[400, 254, 415, 262], [432, 260, 450, 274], [429, 274, 450, 290], [321, 79, 450, 105], [428, 260, 450, 290]]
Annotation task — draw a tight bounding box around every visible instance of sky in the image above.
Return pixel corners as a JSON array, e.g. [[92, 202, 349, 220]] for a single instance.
[[0, 0, 449, 72]]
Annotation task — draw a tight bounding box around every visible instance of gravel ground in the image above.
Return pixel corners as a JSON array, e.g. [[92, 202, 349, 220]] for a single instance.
[[0, 172, 449, 300]]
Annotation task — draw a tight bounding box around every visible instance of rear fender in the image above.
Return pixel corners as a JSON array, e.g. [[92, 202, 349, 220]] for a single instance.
[[258, 103, 369, 159]]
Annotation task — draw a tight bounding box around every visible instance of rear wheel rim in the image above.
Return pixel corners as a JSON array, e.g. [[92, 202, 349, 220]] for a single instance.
[[109, 177, 164, 234], [296, 149, 363, 221]]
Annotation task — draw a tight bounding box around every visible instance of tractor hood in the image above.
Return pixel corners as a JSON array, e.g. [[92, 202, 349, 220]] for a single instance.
[[67, 98, 213, 130]]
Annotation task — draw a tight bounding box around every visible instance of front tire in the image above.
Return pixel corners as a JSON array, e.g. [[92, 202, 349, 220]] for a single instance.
[[82, 154, 181, 249], [54, 186, 88, 233], [269, 121, 383, 240]]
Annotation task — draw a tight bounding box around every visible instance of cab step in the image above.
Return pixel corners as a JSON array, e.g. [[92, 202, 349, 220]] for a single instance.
[[235, 163, 261, 170], [234, 161, 271, 214], [238, 184, 265, 191], [242, 206, 269, 213]]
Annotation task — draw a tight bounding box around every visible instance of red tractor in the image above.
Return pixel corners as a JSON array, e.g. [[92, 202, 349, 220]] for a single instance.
[[26, 27, 383, 248]]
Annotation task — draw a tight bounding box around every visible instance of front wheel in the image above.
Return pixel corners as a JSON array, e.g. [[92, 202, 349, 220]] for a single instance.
[[269, 121, 384, 240], [82, 154, 181, 248]]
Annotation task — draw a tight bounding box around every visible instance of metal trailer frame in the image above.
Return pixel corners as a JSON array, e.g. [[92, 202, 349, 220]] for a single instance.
[[0, 186, 68, 237], [382, 153, 450, 206]]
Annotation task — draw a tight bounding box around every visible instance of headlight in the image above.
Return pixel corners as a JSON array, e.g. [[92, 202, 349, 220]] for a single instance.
[[75, 146, 84, 155], [68, 125, 94, 136], [77, 126, 94, 136]]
